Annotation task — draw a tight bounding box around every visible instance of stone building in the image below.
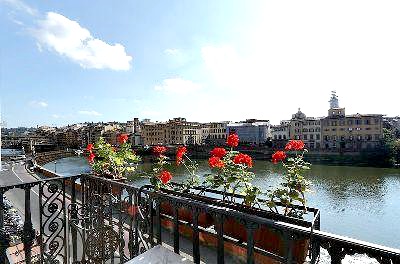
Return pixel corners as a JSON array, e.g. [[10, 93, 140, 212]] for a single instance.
[[271, 121, 290, 149], [204, 122, 229, 145], [141, 117, 204, 146], [227, 119, 271, 145], [321, 92, 383, 151], [288, 109, 322, 150], [55, 129, 80, 148]]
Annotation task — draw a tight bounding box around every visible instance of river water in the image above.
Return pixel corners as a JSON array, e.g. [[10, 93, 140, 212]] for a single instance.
[[43, 156, 400, 249]]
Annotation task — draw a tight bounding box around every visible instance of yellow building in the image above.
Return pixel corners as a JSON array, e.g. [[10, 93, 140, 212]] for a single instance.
[[321, 92, 383, 151], [142, 118, 204, 146]]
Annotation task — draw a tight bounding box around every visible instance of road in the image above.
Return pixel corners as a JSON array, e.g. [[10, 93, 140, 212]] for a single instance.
[[0, 161, 41, 228]]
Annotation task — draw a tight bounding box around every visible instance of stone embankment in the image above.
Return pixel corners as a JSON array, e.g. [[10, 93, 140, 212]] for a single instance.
[[34, 150, 76, 166]]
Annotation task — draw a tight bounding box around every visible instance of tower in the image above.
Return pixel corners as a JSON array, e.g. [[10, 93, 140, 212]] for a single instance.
[[329, 91, 339, 109]]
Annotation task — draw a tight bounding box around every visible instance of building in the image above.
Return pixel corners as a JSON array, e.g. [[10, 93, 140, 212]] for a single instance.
[[271, 121, 290, 149], [288, 109, 322, 150], [141, 117, 204, 146], [227, 119, 271, 145], [55, 129, 80, 148], [321, 92, 383, 151], [204, 122, 229, 145]]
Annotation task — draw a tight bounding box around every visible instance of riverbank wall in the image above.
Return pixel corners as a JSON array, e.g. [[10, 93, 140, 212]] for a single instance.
[[34, 150, 76, 166], [135, 145, 396, 168]]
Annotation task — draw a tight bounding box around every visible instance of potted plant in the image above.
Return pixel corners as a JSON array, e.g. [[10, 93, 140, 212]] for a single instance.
[[146, 145, 214, 228], [85, 134, 141, 193], [141, 136, 316, 263]]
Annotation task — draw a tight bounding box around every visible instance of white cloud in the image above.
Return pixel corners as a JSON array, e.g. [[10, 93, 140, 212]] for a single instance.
[[1, 0, 38, 16], [164, 48, 180, 56], [31, 12, 132, 71], [154, 78, 201, 94], [78, 110, 102, 116], [29, 100, 48, 107]]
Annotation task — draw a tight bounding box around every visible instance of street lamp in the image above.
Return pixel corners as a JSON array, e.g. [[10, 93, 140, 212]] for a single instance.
[[54, 161, 57, 173]]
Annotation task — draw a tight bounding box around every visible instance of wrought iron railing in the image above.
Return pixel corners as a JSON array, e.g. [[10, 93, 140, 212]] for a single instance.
[[0, 174, 399, 263]]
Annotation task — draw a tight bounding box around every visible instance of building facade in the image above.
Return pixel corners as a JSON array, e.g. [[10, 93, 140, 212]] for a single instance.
[[227, 119, 271, 145], [289, 109, 322, 150], [271, 121, 290, 149], [141, 117, 204, 146], [204, 122, 229, 145], [321, 92, 383, 151]]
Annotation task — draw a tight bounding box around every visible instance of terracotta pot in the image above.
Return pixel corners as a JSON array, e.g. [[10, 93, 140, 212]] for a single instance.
[[222, 217, 309, 263], [160, 201, 214, 228]]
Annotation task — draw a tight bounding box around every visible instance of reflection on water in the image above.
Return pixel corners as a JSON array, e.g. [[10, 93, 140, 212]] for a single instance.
[[43, 157, 91, 176], [45, 156, 400, 248]]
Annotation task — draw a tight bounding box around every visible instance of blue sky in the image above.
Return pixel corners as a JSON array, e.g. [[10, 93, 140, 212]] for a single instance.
[[1, 0, 400, 128]]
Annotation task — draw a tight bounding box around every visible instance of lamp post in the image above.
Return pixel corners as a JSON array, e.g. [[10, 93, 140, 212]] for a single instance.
[[54, 161, 57, 173]]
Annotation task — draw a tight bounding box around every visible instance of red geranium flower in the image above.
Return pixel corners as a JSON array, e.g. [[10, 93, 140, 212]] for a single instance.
[[88, 152, 96, 163], [86, 143, 94, 152], [210, 147, 227, 158], [271, 151, 287, 164], [208, 156, 225, 168], [233, 153, 253, 167], [226, 133, 239, 147], [285, 140, 305, 151], [153, 146, 167, 155], [118, 134, 129, 144], [176, 146, 187, 165], [159, 170, 172, 184]]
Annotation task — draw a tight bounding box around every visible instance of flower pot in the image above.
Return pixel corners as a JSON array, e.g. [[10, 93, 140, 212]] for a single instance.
[[159, 201, 214, 228], [141, 185, 317, 264], [222, 217, 309, 263]]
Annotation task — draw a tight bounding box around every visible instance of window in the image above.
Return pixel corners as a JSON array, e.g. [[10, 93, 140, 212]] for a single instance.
[[365, 119, 370, 125], [316, 134, 320, 140], [310, 134, 314, 140], [341, 136, 345, 141], [304, 135, 308, 140], [356, 127, 361, 131], [375, 134, 380, 140], [348, 120, 353, 125], [348, 127, 353, 131], [325, 135, 330, 141], [349, 136, 354, 141], [283, 135, 287, 139]]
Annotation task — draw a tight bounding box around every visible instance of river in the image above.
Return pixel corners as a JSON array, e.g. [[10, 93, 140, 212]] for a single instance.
[[43, 156, 400, 249]]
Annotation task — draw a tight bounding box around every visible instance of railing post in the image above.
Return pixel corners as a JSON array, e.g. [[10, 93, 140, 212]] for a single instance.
[[70, 178, 78, 263], [128, 190, 135, 258], [155, 198, 162, 245], [327, 244, 345, 264], [173, 202, 179, 254], [215, 213, 224, 264], [22, 186, 35, 264], [283, 232, 294, 264], [246, 221, 258, 264], [192, 208, 200, 264], [0, 190, 10, 264]]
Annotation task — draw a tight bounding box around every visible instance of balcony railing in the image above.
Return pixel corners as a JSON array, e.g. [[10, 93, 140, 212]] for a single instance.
[[0, 174, 399, 263]]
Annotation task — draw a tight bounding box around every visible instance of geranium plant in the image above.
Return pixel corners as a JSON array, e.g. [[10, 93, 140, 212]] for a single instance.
[[204, 133, 261, 206], [149, 146, 174, 190], [85, 134, 141, 179], [266, 140, 311, 217]]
